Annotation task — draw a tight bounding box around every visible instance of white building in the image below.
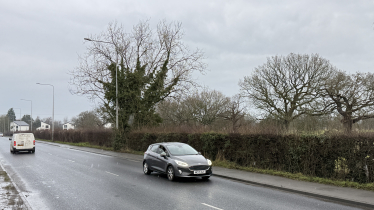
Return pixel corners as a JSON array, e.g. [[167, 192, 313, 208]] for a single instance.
[[10, 121, 30, 132], [63, 122, 75, 130], [36, 122, 50, 130]]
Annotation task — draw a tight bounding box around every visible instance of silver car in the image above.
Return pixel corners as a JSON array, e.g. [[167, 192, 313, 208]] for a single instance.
[[143, 142, 212, 181]]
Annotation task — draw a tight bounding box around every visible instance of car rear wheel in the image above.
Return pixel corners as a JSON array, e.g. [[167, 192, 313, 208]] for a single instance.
[[167, 166, 175, 181], [143, 162, 152, 175]]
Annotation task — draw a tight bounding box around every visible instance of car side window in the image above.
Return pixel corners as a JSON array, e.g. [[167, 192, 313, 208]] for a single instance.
[[160, 146, 168, 155], [151, 145, 159, 153]]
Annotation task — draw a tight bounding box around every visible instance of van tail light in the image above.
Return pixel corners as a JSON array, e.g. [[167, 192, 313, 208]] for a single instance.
[[33, 140, 35, 145], [14, 141, 16, 146]]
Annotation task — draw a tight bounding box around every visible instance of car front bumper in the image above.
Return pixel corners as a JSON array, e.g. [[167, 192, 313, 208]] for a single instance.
[[175, 166, 213, 178]]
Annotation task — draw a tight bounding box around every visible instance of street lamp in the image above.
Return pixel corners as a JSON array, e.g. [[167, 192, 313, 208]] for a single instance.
[[84, 37, 119, 129], [36, 83, 54, 141], [21, 99, 32, 131]]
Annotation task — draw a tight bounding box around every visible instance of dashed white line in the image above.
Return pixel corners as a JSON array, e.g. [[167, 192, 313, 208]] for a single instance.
[[127, 159, 140, 162], [201, 203, 224, 210], [105, 171, 119, 176], [68, 160, 75, 162]]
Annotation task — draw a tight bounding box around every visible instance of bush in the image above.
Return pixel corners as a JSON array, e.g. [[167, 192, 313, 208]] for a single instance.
[[34, 129, 112, 147]]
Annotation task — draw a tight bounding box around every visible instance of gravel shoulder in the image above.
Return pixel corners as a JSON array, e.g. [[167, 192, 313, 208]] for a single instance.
[[0, 162, 26, 210]]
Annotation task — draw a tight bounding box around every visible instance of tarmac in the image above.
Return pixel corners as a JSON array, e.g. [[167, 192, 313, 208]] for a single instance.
[[3, 140, 374, 209]]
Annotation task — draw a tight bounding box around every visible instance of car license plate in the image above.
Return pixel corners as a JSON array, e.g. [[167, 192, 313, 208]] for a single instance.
[[18, 141, 24, 146], [194, 170, 206, 174]]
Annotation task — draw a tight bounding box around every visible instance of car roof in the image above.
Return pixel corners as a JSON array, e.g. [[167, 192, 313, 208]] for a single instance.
[[151, 142, 185, 146]]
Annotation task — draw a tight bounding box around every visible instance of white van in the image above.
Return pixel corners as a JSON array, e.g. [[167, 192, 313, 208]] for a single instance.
[[10, 133, 35, 154]]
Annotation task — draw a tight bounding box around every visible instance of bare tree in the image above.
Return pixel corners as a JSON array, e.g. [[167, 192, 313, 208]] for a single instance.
[[157, 97, 194, 125], [221, 94, 247, 133], [72, 111, 103, 129], [157, 89, 230, 126], [69, 20, 206, 111], [186, 89, 230, 126], [323, 70, 374, 133], [239, 53, 334, 130]]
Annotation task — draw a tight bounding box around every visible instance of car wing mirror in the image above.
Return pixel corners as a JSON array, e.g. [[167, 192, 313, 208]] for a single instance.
[[160, 152, 167, 158], [198, 152, 201, 155], [9, 138, 12, 141]]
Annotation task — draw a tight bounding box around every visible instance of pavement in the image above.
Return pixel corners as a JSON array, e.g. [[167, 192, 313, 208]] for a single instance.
[[3, 140, 374, 209]]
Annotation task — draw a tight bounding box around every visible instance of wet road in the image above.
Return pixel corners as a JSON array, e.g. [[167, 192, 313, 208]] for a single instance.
[[0, 137, 364, 210]]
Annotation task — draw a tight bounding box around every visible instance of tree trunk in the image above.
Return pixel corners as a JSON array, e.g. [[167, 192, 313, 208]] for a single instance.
[[343, 116, 353, 133], [283, 119, 290, 131]]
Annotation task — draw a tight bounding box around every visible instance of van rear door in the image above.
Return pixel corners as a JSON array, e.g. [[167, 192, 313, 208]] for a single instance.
[[15, 133, 34, 149]]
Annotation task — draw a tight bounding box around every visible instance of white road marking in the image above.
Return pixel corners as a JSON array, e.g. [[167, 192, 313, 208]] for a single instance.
[[201, 203, 224, 210], [68, 160, 75, 162], [127, 159, 140, 162], [48, 153, 52, 155], [105, 171, 119, 176]]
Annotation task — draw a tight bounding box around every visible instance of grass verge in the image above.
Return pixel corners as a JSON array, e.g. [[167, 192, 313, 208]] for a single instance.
[[213, 159, 374, 191]]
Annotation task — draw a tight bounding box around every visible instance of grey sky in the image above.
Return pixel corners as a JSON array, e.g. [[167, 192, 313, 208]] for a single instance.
[[1, 0, 373, 121]]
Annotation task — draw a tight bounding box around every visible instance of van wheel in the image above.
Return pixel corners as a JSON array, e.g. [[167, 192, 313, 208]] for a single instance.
[[10, 149, 13, 154]]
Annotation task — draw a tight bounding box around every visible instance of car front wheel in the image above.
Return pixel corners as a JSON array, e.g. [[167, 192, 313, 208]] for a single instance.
[[167, 166, 175, 181], [143, 162, 152, 175]]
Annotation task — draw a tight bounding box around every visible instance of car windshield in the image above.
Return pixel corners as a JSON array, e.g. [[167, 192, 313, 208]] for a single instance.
[[166, 144, 198, 156]]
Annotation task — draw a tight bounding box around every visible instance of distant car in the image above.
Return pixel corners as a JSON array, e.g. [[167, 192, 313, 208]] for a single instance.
[[0, 132, 3, 137], [143, 142, 212, 181], [10, 133, 35, 154]]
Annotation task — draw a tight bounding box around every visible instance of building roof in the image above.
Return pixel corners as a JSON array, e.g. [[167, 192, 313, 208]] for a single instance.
[[13, 121, 29, 126]]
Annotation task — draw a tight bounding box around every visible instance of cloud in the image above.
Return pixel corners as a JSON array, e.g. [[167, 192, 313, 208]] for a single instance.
[[1, 0, 373, 120]]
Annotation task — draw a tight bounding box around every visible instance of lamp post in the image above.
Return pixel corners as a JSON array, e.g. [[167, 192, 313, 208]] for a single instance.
[[84, 37, 119, 129], [21, 99, 32, 131], [36, 83, 54, 141]]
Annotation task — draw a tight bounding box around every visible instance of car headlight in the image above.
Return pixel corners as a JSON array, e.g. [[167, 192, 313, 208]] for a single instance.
[[175, 160, 188, 167], [207, 159, 212, 166]]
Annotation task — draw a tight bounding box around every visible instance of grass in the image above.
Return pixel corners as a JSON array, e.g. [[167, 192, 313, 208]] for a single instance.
[[213, 159, 374, 191], [36, 138, 374, 191]]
